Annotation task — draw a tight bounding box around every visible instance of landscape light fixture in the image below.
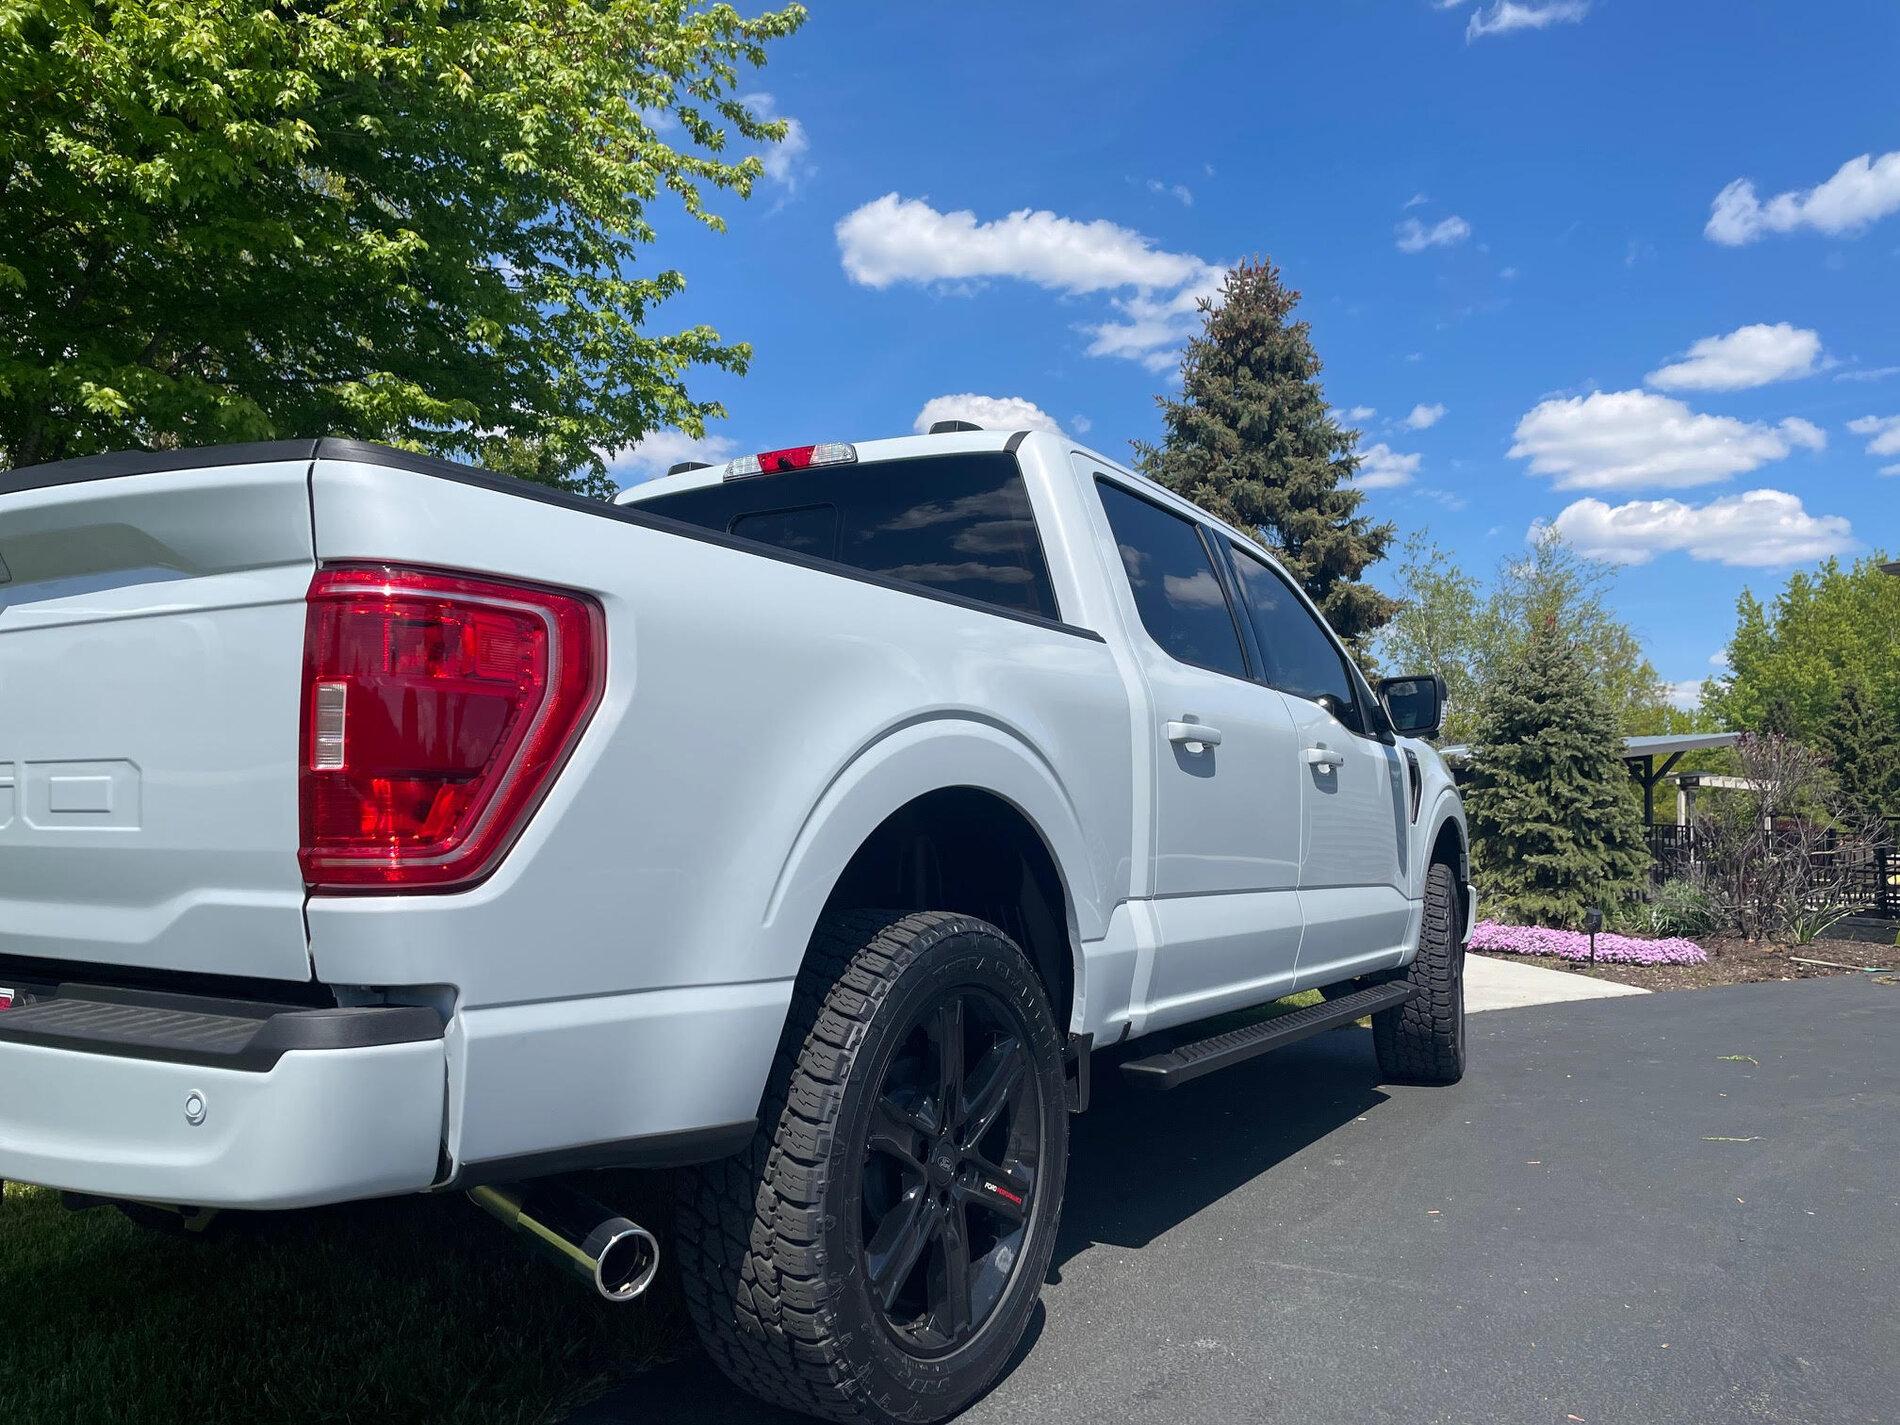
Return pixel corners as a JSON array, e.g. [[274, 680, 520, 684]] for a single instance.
[[1584, 904, 1604, 964]]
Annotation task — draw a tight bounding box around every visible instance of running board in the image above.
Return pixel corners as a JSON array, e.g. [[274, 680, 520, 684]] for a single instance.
[[1120, 982, 1416, 1090]]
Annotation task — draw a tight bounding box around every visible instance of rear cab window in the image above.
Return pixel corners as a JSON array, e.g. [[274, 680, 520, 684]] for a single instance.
[[1094, 478, 1248, 679], [629, 453, 1060, 623]]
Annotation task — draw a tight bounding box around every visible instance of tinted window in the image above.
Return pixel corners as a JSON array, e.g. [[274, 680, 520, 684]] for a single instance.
[[730, 504, 837, 559], [1230, 547, 1358, 719], [1095, 480, 1247, 678], [632, 454, 1058, 621]]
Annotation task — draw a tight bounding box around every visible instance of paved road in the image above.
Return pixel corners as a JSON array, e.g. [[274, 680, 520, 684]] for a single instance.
[[578, 975, 1899, 1425]]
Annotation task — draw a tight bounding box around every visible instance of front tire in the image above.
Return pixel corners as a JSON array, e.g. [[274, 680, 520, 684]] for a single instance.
[[677, 910, 1069, 1424], [1373, 860, 1467, 1085]]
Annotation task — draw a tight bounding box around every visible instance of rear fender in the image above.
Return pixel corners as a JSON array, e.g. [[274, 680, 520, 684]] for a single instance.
[[764, 716, 1102, 1021]]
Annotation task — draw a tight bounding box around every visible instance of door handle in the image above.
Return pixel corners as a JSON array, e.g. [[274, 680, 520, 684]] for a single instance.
[[1166, 721, 1223, 749], [1303, 744, 1345, 770]]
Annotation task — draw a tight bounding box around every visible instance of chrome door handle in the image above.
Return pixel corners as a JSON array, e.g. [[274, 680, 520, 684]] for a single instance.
[[1166, 721, 1223, 749], [1303, 745, 1345, 769]]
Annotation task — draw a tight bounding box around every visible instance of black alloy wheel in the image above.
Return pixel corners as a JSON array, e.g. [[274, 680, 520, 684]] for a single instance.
[[858, 986, 1043, 1357]]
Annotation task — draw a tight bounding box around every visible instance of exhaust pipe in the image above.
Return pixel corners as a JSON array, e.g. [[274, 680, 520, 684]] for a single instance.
[[469, 1181, 660, 1302]]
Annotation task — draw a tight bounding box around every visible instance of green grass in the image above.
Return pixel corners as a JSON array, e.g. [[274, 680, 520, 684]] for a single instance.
[[0, 1178, 683, 1425]]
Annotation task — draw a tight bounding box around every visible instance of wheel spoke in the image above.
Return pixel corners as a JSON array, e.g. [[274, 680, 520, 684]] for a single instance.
[[869, 1093, 928, 1172], [931, 996, 966, 1133], [930, 1201, 974, 1341], [865, 1187, 936, 1310], [957, 1036, 1026, 1150]]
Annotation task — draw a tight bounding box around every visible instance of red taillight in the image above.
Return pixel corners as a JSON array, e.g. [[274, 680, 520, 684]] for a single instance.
[[299, 566, 604, 890]]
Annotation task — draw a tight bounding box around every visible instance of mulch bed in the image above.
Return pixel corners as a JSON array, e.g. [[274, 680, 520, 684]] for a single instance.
[[1474, 934, 1900, 992]]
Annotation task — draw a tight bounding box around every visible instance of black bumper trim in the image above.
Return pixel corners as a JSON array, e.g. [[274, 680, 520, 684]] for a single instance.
[[444, 1120, 759, 1189], [0, 984, 444, 1072]]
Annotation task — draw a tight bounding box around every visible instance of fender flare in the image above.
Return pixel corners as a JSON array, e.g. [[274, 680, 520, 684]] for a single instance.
[[1418, 788, 1469, 894], [761, 712, 1103, 996]]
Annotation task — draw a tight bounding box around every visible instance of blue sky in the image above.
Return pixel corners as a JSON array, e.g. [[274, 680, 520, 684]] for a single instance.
[[619, 0, 1900, 705]]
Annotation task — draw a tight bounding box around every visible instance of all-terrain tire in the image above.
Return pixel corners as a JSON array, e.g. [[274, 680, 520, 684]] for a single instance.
[[675, 910, 1069, 1425], [1373, 860, 1466, 1085]]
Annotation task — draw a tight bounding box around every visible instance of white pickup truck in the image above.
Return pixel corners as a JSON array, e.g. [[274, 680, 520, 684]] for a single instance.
[[0, 426, 1470, 1423]]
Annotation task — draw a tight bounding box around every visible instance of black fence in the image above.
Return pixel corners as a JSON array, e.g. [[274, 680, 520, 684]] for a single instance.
[[1644, 823, 1897, 917]]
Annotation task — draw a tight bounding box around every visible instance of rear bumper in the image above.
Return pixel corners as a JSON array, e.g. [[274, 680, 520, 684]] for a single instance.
[[0, 991, 446, 1210]]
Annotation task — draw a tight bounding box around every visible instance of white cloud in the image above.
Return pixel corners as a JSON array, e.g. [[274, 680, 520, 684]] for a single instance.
[[1395, 215, 1471, 253], [1466, 0, 1590, 41], [1404, 191, 1432, 206], [1662, 679, 1703, 711], [1548, 489, 1854, 567], [912, 394, 1062, 436], [837, 193, 1221, 369], [1508, 388, 1827, 491], [1071, 414, 1093, 435], [837, 193, 1209, 293], [1645, 323, 1824, 392], [1344, 405, 1378, 422], [745, 93, 812, 193], [1147, 179, 1194, 207], [607, 430, 738, 485], [1837, 365, 1900, 383], [1404, 402, 1447, 430], [1706, 149, 1900, 245], [1083, 266, 1227, 372], [1352, 443, 1421, 490], [1848, 413, 1900, 458], [1780, 417, 1827, 452]]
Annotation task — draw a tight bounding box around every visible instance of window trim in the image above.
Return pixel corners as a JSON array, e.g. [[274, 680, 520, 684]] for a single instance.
[[1092, 474, 1255, 684]]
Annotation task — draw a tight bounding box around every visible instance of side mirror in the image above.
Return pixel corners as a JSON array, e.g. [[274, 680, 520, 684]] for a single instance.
[[1377, 674, 1446, 738]]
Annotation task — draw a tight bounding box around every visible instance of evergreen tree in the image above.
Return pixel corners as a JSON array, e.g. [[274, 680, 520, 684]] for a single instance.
[[1134, 259, 1396, 646], [1820, 680, 1900, 816], [1465, 618, 1650, 926]]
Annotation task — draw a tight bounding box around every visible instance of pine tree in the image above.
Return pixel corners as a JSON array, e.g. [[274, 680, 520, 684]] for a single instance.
[[1820, 680, 1900, 815], [1134, 259, 1397, 647], [1465, 618, 1650, 927]]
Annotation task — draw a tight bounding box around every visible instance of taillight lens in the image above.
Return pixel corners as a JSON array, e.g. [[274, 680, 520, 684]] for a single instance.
[[300, 565, 604, 890]]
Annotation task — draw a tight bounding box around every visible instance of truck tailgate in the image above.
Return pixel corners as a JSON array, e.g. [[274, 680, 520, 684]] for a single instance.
[[0, 453, 316, 981]]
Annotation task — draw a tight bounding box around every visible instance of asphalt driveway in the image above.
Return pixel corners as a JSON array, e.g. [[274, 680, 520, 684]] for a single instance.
[[578, 974, 1899, 1425]]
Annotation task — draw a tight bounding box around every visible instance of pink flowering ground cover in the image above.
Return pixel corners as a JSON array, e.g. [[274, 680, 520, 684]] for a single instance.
[[1470, 920, 1709, 966]]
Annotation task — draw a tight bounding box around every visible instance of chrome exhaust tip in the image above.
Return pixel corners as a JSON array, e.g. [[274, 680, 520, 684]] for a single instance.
[[469, 1182, 660, 1302]]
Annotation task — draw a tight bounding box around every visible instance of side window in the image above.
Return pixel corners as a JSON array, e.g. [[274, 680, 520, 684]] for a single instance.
[[1229, 546, 1362, 726], [632, 453, 1059, 621], [1095, 480, 1247, 679]]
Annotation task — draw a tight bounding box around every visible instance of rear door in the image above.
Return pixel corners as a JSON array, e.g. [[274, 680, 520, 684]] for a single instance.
[[0, 451, 317, 981], [1223, 543, 1412, 985], [1090, 476, 1306, 1025]]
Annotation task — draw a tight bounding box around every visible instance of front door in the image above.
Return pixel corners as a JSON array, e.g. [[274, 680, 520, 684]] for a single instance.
[[1224, 544, 1412, 987]]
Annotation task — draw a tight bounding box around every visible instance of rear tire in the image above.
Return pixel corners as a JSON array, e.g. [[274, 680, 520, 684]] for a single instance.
[[1373, 860, 1466, 1085], [676, 910, 1068, 1424]]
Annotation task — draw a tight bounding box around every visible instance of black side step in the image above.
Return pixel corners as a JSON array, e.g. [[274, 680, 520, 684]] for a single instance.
[[1121, 981, 1415, 1090]]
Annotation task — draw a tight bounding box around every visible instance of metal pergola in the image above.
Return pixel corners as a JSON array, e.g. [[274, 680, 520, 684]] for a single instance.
[[1621, 732, 1741, 826]]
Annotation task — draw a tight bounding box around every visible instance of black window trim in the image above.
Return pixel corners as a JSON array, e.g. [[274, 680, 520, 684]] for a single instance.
[[1222, 537, 1394, 744], [1092, 473, 1257, 685]]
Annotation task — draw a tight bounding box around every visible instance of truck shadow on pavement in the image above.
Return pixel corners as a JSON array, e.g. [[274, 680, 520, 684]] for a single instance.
[[576, 1030, 1387, 1423]]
